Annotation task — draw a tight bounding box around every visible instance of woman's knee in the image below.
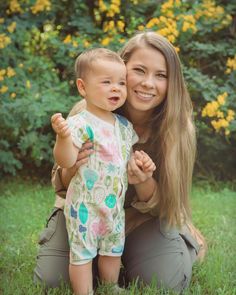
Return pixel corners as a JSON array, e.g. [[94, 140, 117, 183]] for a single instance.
[[33, 208, 70, 288], [122, 218, 194, 292], [123, 250, 191, 292], [34, 255, 70, 288]]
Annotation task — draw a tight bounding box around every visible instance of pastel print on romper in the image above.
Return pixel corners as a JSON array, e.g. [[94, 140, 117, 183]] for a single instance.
[[64, 109, 138, 265]]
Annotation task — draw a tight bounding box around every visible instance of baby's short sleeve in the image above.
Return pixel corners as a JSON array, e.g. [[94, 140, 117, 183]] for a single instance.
[[67, 115, 88, 149]]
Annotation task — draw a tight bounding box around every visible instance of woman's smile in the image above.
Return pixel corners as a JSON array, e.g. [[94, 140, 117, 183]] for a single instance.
[[134, 90, 156, 101]]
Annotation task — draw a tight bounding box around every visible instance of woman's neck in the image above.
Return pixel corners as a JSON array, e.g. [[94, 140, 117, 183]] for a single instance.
[[124, 106, 149, 125], [123, 104, 152, 140]]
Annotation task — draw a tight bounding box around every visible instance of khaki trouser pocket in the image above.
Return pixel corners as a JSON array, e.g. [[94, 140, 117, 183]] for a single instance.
[[38, 208, 60, 245]]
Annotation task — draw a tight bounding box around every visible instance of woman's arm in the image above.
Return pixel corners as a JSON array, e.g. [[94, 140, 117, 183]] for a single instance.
[[133, 176, 157, 202]]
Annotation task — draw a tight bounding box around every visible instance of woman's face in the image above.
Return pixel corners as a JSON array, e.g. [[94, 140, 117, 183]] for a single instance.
[[125, 46, 168, 117]]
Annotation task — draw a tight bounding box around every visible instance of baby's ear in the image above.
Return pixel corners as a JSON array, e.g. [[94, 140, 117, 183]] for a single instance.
[[76, 79, 86, 97]]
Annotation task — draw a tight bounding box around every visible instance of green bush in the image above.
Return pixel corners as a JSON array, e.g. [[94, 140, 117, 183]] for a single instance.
[[0, 0, 235, 179]]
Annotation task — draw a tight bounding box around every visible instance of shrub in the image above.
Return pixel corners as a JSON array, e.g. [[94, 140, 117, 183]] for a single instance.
[[0, 0, 235, 179]]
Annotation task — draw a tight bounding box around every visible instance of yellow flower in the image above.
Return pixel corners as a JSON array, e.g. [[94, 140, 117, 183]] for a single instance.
[[7, 67, 16, 78], [8, 0, 23, 14], [220, 119, 229, 128], [216, 111, 224, 118], [101, 37, 111, 46], [110, 4, 120, 14], [138, 25, 144, 31], [202, 100, 219, 117], [0, 18, 4, 24], [63, 34, 72, 44], [119, 38, 125, 43], [7, 22, 17, 33], [31, 0, 51, 14], [146, 18, 159, 29], [217, 92, 227, 105], [0, 34, 11, 49], [83, 40, 90, 48], [18, 63, 24, 68], [72, 41, 78, 47], [0, 85, 8, 93], [98, 0, 107, 12], [112, 0, 120, 5], [11, 92, 16, 98], [181, 15, 197, 33], [225, 129, 230, 136], [69, 52, 76, 58], [0, 69, 6, 81], [44, 24, 53, 32], [159, 16, 167, 23], [212, 118, 229, 130], [211, 120, 220, 131], [182, 22, 190, 32], [0, 69, 6, 75], [103, 21, 115, 32], [117, 20, 125, 32], [227, 109, 235, 117], [26, 80, 31, 88], [225, 55, 236, 74], [106, 11, 114, 18], [174, 46, 180, 53], [167, 34, 175, 43], [226, 109, 235, 122], [146, 16, 178, 44]]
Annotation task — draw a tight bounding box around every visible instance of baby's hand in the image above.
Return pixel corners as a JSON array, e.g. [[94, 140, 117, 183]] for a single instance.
[[128, 151, 156, 185], [134, 150, 156, 174], [51, 113, 70, 138]]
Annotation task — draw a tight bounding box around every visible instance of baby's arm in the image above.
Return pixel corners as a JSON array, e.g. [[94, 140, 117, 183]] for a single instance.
[[51, 113, 78, 168], [128, 150, 157, 202]]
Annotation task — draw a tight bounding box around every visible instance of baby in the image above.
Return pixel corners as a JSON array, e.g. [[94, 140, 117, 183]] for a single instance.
[[51, 48, 155, 295]]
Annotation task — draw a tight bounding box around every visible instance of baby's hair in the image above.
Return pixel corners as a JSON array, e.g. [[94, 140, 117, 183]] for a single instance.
[[75, 48, 124, 79]]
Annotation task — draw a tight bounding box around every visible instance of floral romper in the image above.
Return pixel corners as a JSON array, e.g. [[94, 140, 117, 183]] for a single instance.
[[64, 110, 138, 265]]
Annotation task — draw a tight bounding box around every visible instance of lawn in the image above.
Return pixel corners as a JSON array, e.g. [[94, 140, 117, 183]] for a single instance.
[[0, 179, 235, 295]]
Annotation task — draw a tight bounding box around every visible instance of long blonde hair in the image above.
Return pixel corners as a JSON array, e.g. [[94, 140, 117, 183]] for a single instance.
[[119, 32, 196, 226]]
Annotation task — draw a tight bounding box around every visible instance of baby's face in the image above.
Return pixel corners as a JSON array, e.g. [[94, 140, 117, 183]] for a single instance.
[[81, 59, 127, 113]]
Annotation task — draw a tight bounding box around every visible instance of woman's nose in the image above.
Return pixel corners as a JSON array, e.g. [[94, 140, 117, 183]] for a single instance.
[[141, 76, 154, 88]]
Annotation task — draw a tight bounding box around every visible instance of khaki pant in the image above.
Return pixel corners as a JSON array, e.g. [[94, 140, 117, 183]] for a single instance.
[[34, 208, 199, 293]]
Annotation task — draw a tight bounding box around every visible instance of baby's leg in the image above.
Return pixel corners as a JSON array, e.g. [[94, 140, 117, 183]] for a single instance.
[[69, 261, 93, 295], [98, 255, 121, 283]]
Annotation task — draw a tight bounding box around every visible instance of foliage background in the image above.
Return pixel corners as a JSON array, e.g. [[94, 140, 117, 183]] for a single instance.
[[0, 0, 236, 180]]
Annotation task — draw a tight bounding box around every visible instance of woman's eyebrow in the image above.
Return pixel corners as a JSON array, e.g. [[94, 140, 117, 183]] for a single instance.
[[133, 63, 146, 68], [133, 64, 167, 73], [157, 70, 167, 73]]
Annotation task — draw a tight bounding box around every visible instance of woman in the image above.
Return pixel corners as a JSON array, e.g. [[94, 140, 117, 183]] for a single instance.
[[34, 31, 206, 293]]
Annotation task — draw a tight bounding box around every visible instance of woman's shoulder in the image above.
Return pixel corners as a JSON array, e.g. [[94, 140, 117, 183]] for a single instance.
[[68, 99, 87, 117], [67, 111, 88, 132]]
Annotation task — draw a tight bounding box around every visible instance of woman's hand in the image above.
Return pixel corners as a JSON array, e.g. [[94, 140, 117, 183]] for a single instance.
[[128, 150, 156, 185], [61, 141, 94, 188]]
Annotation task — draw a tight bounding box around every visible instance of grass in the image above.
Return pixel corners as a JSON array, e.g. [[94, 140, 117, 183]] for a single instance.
[[0, 179, 235, 295]]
